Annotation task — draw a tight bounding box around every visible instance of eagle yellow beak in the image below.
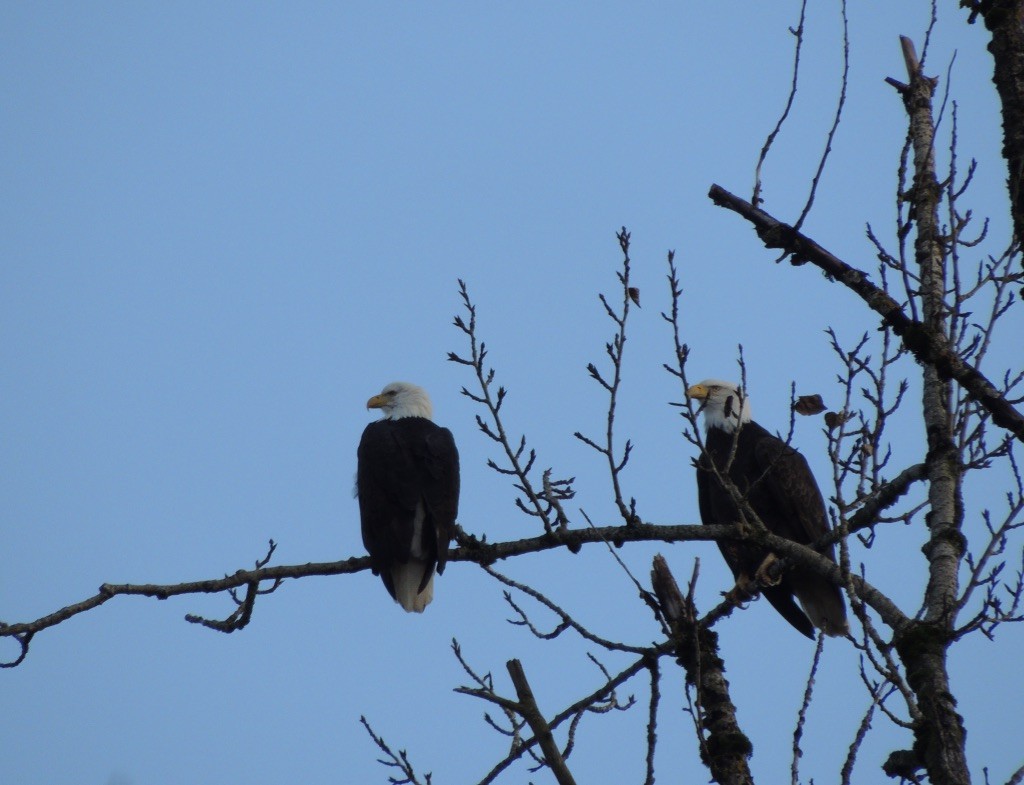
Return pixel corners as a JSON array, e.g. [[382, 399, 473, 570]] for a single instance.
[[685, 383, 709, 400], [366, 394, 388, 410]]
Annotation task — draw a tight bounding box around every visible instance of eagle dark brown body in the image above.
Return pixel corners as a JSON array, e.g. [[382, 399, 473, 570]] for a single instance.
[[688, 380, 848, 638], [357, 382, 459, 613]]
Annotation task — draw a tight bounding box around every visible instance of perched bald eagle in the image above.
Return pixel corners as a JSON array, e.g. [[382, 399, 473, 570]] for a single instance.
[[686, 379, 848, 638], [357, 382, 460, 613]]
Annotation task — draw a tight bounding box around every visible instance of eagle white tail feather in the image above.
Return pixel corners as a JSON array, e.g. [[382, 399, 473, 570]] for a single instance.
[[391, 561, 434, 613], [798, 590, 850, 637]]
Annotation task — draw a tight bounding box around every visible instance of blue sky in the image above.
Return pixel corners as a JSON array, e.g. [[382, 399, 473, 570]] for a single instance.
[[2, 3, 1021, 784]]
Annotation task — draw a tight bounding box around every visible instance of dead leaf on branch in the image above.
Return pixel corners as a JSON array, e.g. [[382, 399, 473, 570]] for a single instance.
[[793, 394, 826, 416], [824, 410, 853, 430]]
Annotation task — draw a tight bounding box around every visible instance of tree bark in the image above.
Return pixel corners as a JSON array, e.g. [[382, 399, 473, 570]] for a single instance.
[[651, 556, 754, 785], [893, 36, 970, 785], [507, 659, 578, 785], [964, 0, 1024, 248]]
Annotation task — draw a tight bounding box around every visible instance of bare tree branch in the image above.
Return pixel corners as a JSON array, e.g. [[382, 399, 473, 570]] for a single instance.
[[462, 654, 649, 785], [793, 0, 850, 232], [791, 633, 826, 785], [752, 0, 808, 208], [575, 227, 641, 526], [651, 555, 753, 785], [506, 659, 578, 785], [888, 34, 970, 785], [361, 716, 433, 785], [708, 182, 1024, 444], [484, 564, 657, 655], [449, 280, 575, 533]]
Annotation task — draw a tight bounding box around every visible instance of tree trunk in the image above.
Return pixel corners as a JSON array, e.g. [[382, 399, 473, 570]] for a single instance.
[[894, 36, 971, 785], [966, 0, 1024, 248]]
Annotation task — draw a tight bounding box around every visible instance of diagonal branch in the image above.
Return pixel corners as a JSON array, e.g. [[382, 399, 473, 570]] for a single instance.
[[847, 463, 928, 534], [506, 659, 578, 785], [651, 555, 753, 785], [466, 655, 649, 785], [752, 0, 807, 207], [708, 182, 1024, 444]]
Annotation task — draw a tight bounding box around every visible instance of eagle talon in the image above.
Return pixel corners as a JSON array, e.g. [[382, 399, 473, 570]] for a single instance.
[[754, 553, 782, 586], [725, 574, 757, 606], [734, 519, 753, 539]]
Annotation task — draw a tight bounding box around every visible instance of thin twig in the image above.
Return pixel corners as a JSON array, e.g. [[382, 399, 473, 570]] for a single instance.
[[752, 0, 808, 207], [793, 0, 850, 232], [575, 228, 641, 526]]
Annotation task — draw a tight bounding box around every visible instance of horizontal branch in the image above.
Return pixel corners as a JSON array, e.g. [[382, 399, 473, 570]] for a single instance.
[[0, 556, 369, 647], [0, 525, 731, 655], [3, 516, 911, 662], [451, 522, 731, 564], [708, 183, 1024, 445]]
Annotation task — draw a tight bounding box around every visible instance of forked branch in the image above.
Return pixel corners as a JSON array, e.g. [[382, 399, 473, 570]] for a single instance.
[[449, 280, 575, 533], [575, 227, 641, 526]]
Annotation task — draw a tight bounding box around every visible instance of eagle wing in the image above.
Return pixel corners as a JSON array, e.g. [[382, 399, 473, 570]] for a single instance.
[[752, 429, 848, 636], [421, 425, 460, 575], [696, 430, 816, 639], [752, 434, 830, 547], [357, 421, 420, 581]]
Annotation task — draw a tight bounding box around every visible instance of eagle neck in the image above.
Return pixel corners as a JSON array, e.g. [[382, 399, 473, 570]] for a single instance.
[[702, 409, 750, 434], [384, 401, 433, 421], [386, 411, 432, 422]]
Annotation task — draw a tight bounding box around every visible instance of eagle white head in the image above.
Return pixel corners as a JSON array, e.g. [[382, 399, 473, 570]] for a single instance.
[[685, 379, 752, 433], [366, 381, 434, 421]]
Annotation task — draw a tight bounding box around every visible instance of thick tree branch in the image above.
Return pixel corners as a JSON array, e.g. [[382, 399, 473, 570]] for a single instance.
[[708, 182, 1024, 444], [756, 531, 909, 631], [0, 523, 735, 663], [506, 659, 578, 785], [895, 33, 966, 631], [5, 508, 929, 668], [847, 463, 928, 534], [651, 556, 753, 785]]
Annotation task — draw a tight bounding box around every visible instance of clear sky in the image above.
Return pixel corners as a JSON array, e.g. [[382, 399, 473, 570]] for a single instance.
[[2, 3, 1021, 784]]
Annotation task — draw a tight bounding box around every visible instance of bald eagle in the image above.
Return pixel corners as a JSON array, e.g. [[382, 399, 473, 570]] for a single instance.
[[686, 379, 848, 638], [357, 382, 460, 612]]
